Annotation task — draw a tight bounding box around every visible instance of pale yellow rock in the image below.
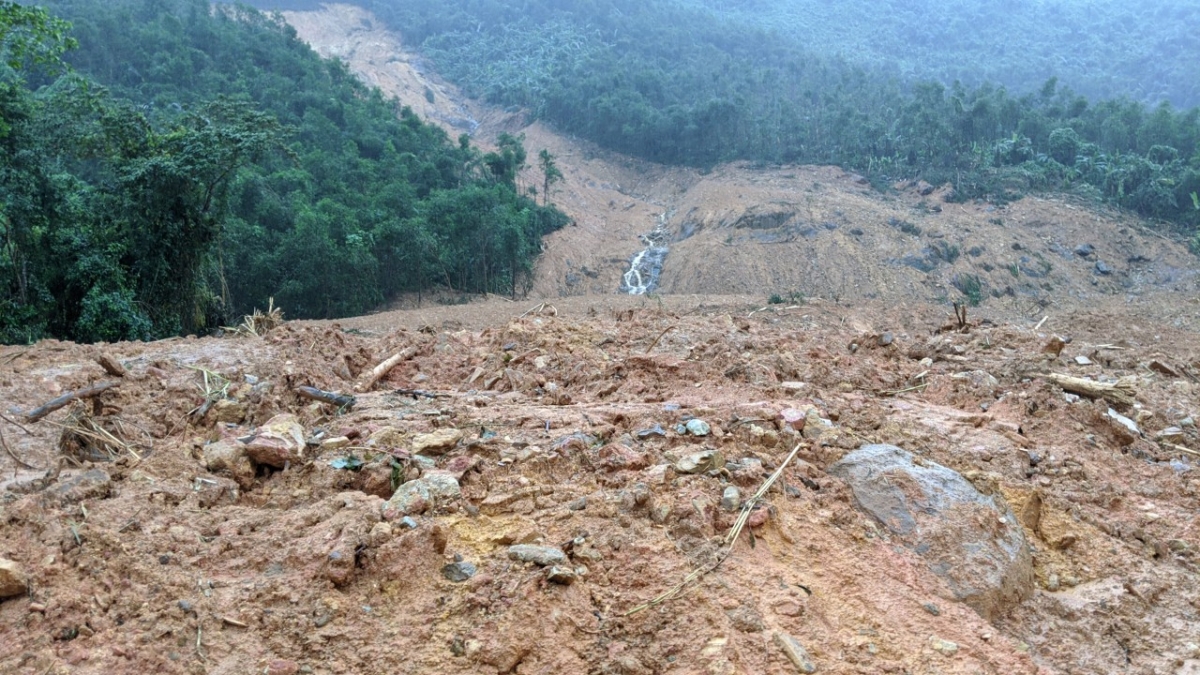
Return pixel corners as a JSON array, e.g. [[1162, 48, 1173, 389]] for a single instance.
[[0, 558, 28, 599], [412, 428, 464, 455]]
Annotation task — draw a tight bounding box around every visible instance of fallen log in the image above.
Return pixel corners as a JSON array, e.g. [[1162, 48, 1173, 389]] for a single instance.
[[26, 381, 120, 423], [356, 347, 417, 392], [295, 386, 356, 410], [1042, 373, 1136, 407]]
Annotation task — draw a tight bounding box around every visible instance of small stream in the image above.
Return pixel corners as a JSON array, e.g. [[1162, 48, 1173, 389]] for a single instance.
[[619, 214, 671, 295]]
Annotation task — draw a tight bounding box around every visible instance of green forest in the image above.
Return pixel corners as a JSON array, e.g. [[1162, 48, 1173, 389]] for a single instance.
[[0, 0, 566, 344], [4, 0, 1200, 343], [352, 0, 1200, 237]]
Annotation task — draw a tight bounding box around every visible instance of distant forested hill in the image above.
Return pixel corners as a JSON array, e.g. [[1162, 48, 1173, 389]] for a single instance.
[[1, 0, 565, 343], [328, 0, 1199, 239]]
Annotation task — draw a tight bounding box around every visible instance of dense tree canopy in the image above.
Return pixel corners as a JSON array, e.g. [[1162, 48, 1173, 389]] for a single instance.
[[1, 0, 566, 343]]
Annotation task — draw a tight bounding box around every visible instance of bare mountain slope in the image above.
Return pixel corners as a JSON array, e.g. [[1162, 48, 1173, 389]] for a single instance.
[[280, 4, 1199, 326]]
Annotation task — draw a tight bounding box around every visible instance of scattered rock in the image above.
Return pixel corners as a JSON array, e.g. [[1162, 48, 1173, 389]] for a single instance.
[[721, 486, 741, 512], [507, 545, 567, 567], [1042, 336, 1066, 356], [442, 561, 477, 582], [878, 332, 894, 347], [545, 566, 577, 585], [1074, 355, 1094, 366], [922, 602, 940, 616], [930, 636, 959, 656], [265, 659, 300, 675], [567, 497, 588, 511], [203, 440, 255, 489], [597, 443, 649, 471], [1148, 359, 1180, 377], [411, 428, 464, 455], [674, 449, 724, 474], [1094, 260, 1113, 275], [244, 413, 307, 468], [778, 408, 807, 431], [210, 398, 246, 424], [191, 475, 240, 508], [829, 444, 1033, 621], [1106, 408, 1140, 438], [381, 471, 461, 519], [685, 418, 711, 436], [0, 558, 28, 599], [1074, 243, 1095, 258], [47, 469, 112, 504], [774, 632, 817, 673], [635, 424, 667, 439]]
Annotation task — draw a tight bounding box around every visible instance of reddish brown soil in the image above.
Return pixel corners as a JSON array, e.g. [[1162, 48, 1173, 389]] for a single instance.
[[2, 6, 1200, 675], [2, 296, 1199, 674]]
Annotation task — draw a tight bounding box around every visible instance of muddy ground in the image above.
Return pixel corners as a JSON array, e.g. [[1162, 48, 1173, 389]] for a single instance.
[[2, 5, 1200, 674], [2, 294, 1199, 674]]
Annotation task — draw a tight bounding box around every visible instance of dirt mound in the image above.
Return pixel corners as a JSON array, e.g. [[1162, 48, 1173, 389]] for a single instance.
[[2, 296, 1199, 674]]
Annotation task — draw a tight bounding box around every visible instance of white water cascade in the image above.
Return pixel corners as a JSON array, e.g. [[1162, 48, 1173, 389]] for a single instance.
[[620, 213, 671, 295]]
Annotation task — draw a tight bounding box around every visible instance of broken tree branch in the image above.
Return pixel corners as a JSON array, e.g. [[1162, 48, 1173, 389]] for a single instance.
[[26, 381, 120, 423], [1042, 373, 1136, 407], [295, 386, 356, 410], [357, 347, 417, 392]]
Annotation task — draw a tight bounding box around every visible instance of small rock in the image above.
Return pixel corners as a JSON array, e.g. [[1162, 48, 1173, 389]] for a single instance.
[[369, 522, 393, 546], [567, 497, 588, 511], [1094, 260, 1113, 275], [635, 424, 667, 439], [47, 469, 112, 504], [1074, 243, 1095, 258], [1106, 408, 1140, 437], [1042, 336, 1066, 357], [1157, 427, 1185, 442], [177, 599, 194, 614], [320, 436, 352, 450], [747, 507, 770, 528], [244, 413, 307, 468], [878, 332, 894, 347], [399, 516, 418, 529], [265, 659, 300, 675], [1074, 355, 1093, 366], [210, 398, 246, 424], [381, 471, 461, 519], [930, 637, 959, 656], [411, 428, 464, 455], [922, 602, 940, 616], [442, 561, 477, 582], [674, 449, 724, 474], [685, 419, 711, 436], [774, 632, 817, 673], [1148, 359, 1180, 377], [0, 559, 28, 599], [545, 566, 577, 585], [778, 408, 807, 431], [597, 443, 649, 471], [1047, 573, 1060, 591], [507, 545, 567, 567], [721, 486, 741, 512], [191, 475, 240, 508], [1182, 416, 1196, 428]]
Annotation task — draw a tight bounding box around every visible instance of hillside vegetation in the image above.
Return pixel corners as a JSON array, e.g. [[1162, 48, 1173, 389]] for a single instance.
[[352, 0, 1200, 237], [0, 0, 566, 343]]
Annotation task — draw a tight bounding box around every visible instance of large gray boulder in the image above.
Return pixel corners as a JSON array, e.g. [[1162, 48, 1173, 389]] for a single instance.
[[829, 444, 1032, 621]]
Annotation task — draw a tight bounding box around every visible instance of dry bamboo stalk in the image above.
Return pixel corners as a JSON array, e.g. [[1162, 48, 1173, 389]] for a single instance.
[[357, 347, 417, 392], [1042, 373, 1136, 407]]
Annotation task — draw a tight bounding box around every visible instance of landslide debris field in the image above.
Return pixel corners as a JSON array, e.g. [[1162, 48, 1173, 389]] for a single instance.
[[2, 295, 1200, 675]]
